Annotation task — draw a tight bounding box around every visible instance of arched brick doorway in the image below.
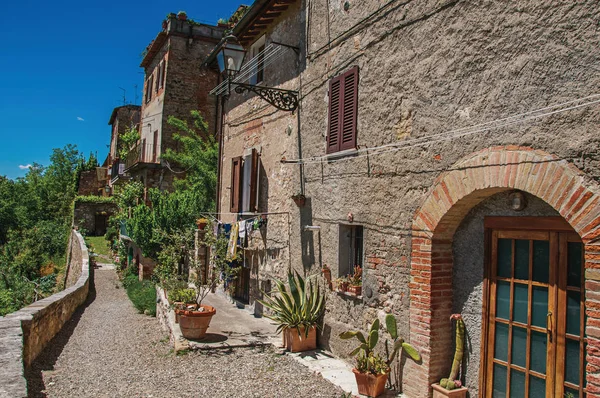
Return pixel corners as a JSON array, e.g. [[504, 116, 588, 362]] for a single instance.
[[405, 146, 600, 398]]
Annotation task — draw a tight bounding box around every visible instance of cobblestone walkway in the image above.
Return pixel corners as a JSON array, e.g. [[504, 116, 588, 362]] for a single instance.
[[27, 268, 344, 398]]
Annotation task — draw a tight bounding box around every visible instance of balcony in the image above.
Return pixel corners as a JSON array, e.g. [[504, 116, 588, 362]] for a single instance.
[[125, 142, 161, 171], [110, 160, 125, 184]]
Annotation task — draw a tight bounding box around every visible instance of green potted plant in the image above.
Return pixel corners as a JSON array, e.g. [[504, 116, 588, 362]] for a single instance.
[[348, 265, 362, 296], [257, 270, 325, 352], [177, 11, 187, 21], [177, 263, 218, 340], [170, 287, 196, 324], [431, 314, 468, 398], [340, 314, 421, 398], [196, 217, 209, 231], [335, 275, 349, 292]]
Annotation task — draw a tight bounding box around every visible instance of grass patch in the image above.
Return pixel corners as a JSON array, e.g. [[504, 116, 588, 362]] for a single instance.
[[86, 235, 111, 257], [122, 267, 156, 316]]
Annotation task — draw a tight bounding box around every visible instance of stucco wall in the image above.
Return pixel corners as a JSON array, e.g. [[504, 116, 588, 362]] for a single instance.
[[452, 191, 559, 394], [0, 230, 90, 397]]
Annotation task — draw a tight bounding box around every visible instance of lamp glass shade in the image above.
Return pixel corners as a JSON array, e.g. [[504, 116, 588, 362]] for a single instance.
[[217, 42, 246, 76]]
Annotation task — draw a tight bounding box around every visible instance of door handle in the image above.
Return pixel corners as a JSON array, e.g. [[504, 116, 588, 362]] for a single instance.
[[547, 312, 553, 342]]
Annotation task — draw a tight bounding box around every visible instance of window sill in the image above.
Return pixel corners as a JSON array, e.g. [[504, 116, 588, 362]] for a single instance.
[[325, 148, 358, 162]]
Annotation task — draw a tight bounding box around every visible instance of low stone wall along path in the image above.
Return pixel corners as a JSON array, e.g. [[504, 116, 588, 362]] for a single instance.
[[27, 265, 343, 398]]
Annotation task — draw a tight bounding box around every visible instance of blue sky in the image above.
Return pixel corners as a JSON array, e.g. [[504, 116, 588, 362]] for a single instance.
[[0, 0, 244, 179]]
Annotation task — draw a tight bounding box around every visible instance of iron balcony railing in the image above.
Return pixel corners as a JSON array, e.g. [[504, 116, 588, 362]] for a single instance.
[[124, 142, 161, 170], [110, 160, 125, 181]]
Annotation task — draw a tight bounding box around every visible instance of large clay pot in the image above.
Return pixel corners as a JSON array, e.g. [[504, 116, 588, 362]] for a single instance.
[[179, 305, 216, 340], [283, 325, 317, 352], [352, 369, 388, 398], [431, 383, 468, 398]]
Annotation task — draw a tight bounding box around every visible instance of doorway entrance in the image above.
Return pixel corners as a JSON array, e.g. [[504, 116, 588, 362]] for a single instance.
[[484, 217, 586, 397]]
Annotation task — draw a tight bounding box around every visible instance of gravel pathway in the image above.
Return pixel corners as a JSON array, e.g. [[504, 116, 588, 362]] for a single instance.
[[28, 268, 344, 398]]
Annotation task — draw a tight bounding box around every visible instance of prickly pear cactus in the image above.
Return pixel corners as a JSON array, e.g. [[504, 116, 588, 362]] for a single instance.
[[440, 314, 465, 390]]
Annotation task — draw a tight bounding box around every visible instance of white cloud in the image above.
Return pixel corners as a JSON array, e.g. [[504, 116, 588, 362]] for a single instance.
[[77, 116, 85, 121], [19, 164, 32, 170]]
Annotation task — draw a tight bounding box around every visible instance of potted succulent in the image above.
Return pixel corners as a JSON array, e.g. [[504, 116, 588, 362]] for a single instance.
[[178, 269, 217, 339], [348, 265, 362, 296], [340, 314, 421, 398], [336, 275, 349, 292], [431, 314, 468, 398], [257, 270, 325, 352], [177, 11, 187, 21]]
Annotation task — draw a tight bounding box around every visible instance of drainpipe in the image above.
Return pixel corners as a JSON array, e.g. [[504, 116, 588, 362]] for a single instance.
[[215, 85, 226, 216]]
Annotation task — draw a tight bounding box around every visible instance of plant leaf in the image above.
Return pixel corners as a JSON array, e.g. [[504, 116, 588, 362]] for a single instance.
[[385, 314, 398, 340], [402, 342, 421, 361]]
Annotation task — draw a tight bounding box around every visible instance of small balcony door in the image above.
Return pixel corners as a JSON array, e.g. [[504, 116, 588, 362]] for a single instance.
[[483, 218, 586, 397]]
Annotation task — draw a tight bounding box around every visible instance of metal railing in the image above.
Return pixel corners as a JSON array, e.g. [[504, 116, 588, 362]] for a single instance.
[[125, 142, 161, 170], [110, 160, 124, 181]]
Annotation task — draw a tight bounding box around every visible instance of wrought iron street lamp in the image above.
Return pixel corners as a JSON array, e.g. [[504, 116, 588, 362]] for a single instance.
[[215, 35, 299, 112]]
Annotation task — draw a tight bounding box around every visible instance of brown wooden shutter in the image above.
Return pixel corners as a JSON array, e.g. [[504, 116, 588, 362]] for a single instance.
[[327, 66, 358, 153], [249, 149, 260, 212], [340, 67, 358, 151], [326, 76, 342, 153], [230, 156, 243, 213]]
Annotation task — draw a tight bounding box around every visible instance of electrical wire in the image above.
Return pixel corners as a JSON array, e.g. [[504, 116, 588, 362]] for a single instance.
[[281, 94, 600, 165]]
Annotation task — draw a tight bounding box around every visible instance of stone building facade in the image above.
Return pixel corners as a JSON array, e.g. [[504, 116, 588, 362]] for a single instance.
[[210, 0, 306, 309], [129, 16, 224, 196], [107, 104, 140, 187], [214, 0, 600, 397]]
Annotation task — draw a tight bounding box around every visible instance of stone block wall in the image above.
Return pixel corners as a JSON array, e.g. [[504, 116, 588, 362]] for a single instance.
[[0, 230, 90, 397], [73, 201, 117, 236]]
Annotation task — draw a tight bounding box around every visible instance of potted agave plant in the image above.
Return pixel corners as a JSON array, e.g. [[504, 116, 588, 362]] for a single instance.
[[348, 265, 362, 296], [258, 270, 325, 352], [431, 314, 468, 398], [340, 314, 421, 398]]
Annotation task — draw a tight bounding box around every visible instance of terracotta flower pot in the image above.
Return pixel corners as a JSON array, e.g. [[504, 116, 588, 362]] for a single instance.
[[431, 383, 468, 398], [291, 194, 306, 207], [338, 281, 349, 292], [352, 369, 388, 398], [348, 285, 362, 296], [179, 305, 215, 340], [282, 325, 317, 352], [177, 14, 187, 21], [196, 218, 208, 230], [322, 268, 332, 289]]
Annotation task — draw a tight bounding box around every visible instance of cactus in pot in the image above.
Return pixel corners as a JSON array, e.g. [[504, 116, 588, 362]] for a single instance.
[[439, 314, 466, 390]]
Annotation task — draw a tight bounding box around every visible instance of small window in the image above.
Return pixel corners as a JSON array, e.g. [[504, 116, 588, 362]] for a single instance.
[[145, 75, 154, 103], [327, 66, 359, 154], [338, 224, 363, 278], [230, 149, 260, 213], [249, 36, 266, 85]]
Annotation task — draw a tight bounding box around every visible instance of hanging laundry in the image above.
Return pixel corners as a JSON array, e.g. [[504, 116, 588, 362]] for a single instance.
[[238, 220, 246, 239], [227, 222, 239, 260]]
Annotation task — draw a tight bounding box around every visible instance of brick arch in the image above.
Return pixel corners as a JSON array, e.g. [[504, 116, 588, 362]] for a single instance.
[[405, 146, 600, 398]]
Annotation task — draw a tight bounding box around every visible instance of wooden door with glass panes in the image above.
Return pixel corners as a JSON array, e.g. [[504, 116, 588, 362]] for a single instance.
[[484, 221, 587, 397]]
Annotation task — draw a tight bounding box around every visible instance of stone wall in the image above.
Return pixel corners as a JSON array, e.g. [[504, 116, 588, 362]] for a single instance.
[[0, 230, 90, 397], [295, 0, 600, 394], [217, 0, 305, 314], [73, 201, 117, 236], [77, 170, 104, 196]]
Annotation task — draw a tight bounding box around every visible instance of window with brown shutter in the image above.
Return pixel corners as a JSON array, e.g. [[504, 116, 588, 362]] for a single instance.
[[327, 66, 359, 154], [230, 157, 243, 213], [249, 149, 259, 212]]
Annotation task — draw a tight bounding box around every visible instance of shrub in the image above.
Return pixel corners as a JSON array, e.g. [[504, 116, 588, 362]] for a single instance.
[[124, 278, 156, 316]]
